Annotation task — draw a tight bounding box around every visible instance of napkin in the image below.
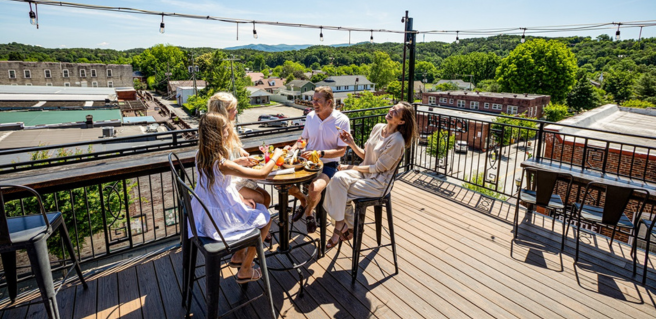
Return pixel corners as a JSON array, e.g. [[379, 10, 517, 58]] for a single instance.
[[268, 168, 295, 176]]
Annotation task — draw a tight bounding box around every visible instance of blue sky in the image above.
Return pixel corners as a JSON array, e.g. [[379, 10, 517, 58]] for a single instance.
[[1, 0, 655, 50]]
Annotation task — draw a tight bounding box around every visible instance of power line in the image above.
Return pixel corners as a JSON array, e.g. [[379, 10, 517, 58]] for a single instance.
[[9, 0, 656, 39]]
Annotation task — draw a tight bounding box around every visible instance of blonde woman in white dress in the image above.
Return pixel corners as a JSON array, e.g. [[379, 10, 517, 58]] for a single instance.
[[323, 102, 418, 248], [193, 112, 283, 283]]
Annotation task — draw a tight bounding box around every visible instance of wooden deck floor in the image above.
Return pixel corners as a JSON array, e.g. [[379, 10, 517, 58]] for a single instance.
[[2, 171, 656, 318]]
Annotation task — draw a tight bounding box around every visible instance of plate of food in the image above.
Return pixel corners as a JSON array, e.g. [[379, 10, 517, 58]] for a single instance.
[[283, 156, 306, 171], [304, 160, 323, 172], [251, 154, 265, 162]]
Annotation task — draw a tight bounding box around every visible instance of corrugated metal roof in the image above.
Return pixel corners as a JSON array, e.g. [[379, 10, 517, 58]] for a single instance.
[[0, 85, 116, 95]]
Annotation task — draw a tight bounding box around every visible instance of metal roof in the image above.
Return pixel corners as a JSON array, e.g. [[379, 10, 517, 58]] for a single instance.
[[315, 75, 373, 87], [0, 85, 116, 95]]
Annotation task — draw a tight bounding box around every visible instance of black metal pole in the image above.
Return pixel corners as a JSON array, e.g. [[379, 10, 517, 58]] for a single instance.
[[406, 18, 416, 103], [400, 10, 409, 101]]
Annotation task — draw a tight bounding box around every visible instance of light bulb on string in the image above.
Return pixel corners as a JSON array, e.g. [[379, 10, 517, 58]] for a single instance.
[[28, 2, 37, 27], [370, 30, 374, 44], [159, 14, 165, 34], [320, 26, 324, 42], [615, 23, 621, 41], [456, 31, 459, 44], [253, 22, 258, 39], [521, 28, 526, 43]]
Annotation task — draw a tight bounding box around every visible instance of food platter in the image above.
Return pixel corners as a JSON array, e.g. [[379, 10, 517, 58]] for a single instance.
[[282, 156, 306, 171], [304, 160, 323, 172]]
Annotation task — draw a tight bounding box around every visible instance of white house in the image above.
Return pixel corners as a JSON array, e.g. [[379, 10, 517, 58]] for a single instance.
[[314, 75, 375, 93], [176, 86, 205, 105]]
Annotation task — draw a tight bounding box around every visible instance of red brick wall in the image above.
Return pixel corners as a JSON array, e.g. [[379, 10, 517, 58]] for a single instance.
[[423, 92, 550, 118], [416, 113, 491, 151]]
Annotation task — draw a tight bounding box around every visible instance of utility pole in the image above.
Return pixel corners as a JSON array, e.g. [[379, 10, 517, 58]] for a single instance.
[[456, 73, 474, 90], [188, 53, 198, 96], [223, 54, 241, 122], [165, 62, 171, 97]]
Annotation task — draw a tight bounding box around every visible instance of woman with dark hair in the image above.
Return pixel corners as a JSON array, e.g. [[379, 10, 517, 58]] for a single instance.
[[323, 101, 418, 248]]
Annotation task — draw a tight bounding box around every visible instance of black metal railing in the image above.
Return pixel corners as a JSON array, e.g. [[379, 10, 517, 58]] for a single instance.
[[4, 104, 654, 287], [412, 103, 656, 199]]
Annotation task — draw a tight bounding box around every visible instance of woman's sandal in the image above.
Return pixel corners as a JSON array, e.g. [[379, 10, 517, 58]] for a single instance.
[[326, 224, 353, 249], [236, 268, 262, 284], [228, 261, 255, 269]]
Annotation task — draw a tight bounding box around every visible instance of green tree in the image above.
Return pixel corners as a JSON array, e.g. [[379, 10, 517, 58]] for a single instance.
[[434, 82, 460, 91], [440, 52, 501, 85], [342, 91, 391, 145], [620, 99, 655, 108], [491, 114, 538, 146], [566, 76, 598, 112], [427, 130, 455, 159], [602, 69, 636, 102], [386, 80, 402, 101], [132, 44, 189, 92], [310, 62, 321, 70], [495, 39, 578, 103], [310, 73, 328, 83], [635, 73, 656, 100], [194, 50, 251, 114], [252, 54, 266, 71], [368, 51, 398, 89], [285, 74, 295, 84], [133, 78, 147, 90], [543, 103, 570, 122], [476, 79, 501, 92]]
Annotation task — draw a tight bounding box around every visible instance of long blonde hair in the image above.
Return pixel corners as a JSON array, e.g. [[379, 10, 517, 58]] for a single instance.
[[207, 92, 241, 154], [197, 113, 230, 189]]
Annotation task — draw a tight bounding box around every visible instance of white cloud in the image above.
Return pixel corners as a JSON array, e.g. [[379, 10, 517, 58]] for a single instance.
[[59, 44, 66, 48], [98, 42, 109, 46], [35, 44, 42, 47]]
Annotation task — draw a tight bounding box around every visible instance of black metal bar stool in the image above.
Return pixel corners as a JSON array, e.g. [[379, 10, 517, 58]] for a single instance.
[[0, 184, 88, 319]]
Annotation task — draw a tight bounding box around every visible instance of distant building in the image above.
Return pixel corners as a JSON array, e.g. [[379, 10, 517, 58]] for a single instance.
[[246, 72, 265, 83], [246, 87, 272, 105], [285, 80, 315, 93], [167, 80, 206, 96], [176, 86, 205, 105], [250, 78, 284, 93], [303, 70, 325, 80], [0, 61, 133, 88], [0, 85, 117, 109], [314, 75, 375, 93], [133, 71, 146, 83], [422, 91, 550, 118], [435, 79, 475, 91]]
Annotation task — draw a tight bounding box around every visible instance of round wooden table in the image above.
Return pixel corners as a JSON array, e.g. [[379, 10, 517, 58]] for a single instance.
[[257, 167, 321, 297]]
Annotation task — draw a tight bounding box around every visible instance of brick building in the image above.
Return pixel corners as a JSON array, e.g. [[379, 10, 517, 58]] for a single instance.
[[416, 106, 497, 151], [0, 61, 133, 88], [422, 91, 550, 118]]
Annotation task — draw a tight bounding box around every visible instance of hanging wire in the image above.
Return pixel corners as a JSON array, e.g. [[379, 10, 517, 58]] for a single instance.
[[10, 0, 656, 38]]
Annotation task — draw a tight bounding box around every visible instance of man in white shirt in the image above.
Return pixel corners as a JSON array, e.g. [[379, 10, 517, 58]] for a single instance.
[[287, 86, 350, 233]]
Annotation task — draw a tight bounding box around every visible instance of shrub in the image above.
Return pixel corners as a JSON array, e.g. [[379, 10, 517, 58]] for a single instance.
[[462, 172, 508, 201], [427, 130, 455, 159], [621, 99, 655, 109]]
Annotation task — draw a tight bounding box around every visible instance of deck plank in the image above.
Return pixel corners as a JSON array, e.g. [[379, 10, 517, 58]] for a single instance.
[[152, 256, 186, 319], [135, 262, 167, 319], [118, 266, 143, 319], [72, 278, 97, 319], [96, 273, 119, 319]]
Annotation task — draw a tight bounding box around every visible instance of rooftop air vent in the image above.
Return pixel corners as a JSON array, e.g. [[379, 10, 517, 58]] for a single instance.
[[513, 94, 517, 98], [524, 93, 528, 97]]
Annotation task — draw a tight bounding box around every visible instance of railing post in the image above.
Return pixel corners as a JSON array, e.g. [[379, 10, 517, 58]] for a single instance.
[[172, 132, 178, 147], [535, 122, 544, 162]]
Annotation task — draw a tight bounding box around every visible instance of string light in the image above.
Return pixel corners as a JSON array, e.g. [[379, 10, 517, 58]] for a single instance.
[[320, 26, 324, 42], [159, 14, 165, 34], [521, 28, 526, 43], [615, 23, 621, 41], [455, 31, 459, 44], [253, 22, 258, 39], [370, 30, 374, 43], [28, 3, 36, 25]]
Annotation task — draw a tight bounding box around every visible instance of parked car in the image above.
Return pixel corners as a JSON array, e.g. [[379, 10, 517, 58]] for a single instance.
[[270, 113, 286, 119], [257, 115, 287, 127], [290, 118, 306, 127], [455, 140, 468, 153], [303, 108, 313, 115], [237, 127, 255, 134]]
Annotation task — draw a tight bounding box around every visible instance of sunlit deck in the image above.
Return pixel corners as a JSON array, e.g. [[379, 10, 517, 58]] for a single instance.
[[2, 171, 655, 318]]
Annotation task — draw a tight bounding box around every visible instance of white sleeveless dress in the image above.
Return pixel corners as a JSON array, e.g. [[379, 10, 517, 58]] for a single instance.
[[190, 158, 270, 242]]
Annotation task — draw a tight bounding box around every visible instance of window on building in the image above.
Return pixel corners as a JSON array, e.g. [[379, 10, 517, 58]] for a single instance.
[[336, 86, 342, 90], [492, 103, 502, 110], [507, 105, 518, 114], [457, 100, 465, 108], [8, 70, 16, 79], [107, 69, 113, 77], [44, 69, 51, 78], [24, 70, 31, 78], [440, 97, 448, 103], [470, 101, 479, 110], [80, 69, 86, 77], [46, 83, 53, 86], [64, 82, 70, 87], [449, 99, 454, 104], [92, 81, 98, 87], [484, 102, 490, 109], [107, 81, 113, 88], [63, 69, 69, 78], [91, 69, 97, 77], [429, 96, 436, 105], [25, 83, 32, 86]]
